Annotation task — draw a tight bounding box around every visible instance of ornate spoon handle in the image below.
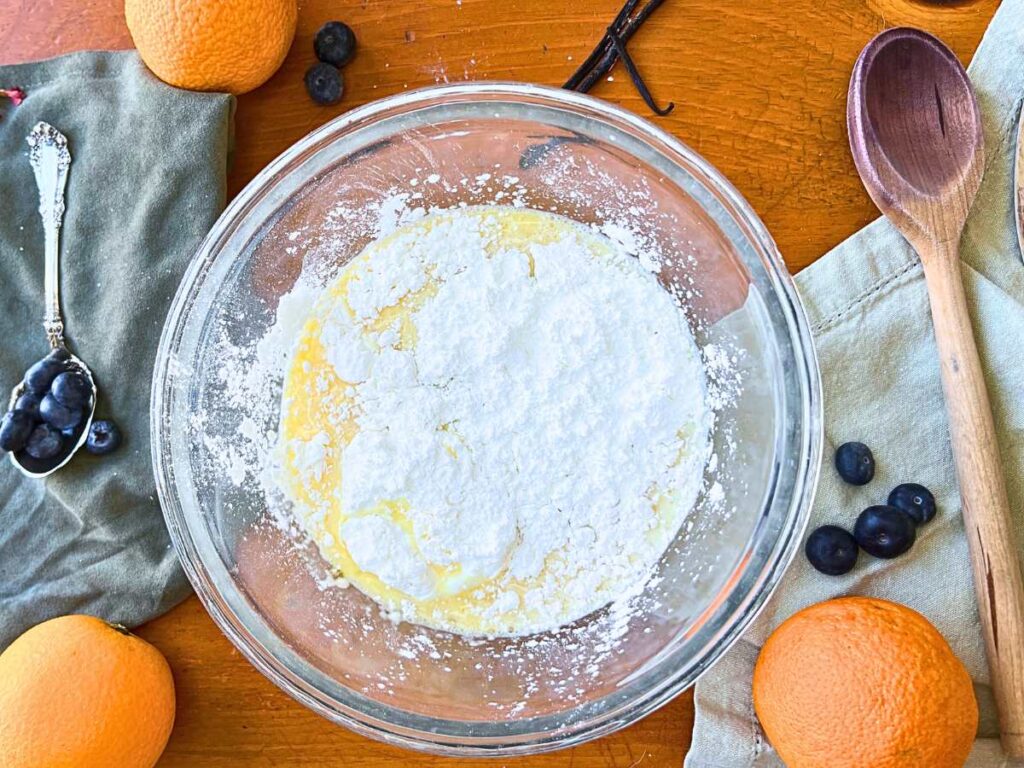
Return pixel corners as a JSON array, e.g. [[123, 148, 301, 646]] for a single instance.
[[26, 121, 71, 349]]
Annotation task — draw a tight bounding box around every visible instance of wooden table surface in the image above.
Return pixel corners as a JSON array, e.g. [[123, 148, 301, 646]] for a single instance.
[[0, 0, 1000, 765]]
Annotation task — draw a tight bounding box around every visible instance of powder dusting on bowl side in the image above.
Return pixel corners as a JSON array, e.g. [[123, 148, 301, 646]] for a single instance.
[[187, 160, 745, 716]]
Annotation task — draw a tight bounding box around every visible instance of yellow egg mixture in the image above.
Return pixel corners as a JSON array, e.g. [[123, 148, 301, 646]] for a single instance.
[[275, 206, 710, 636]]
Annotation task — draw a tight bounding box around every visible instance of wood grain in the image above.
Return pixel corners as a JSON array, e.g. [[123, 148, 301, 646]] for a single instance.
[[134, 598, 693, 767], [1015, 107, 1024, 259], [0, 0, 1002, 765], [926, 246, 1024, 758], [849, 27, 1024, 757]]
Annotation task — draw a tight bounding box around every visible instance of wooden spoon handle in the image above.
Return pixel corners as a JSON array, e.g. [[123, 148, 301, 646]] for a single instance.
[[922, 242, 1024, 757]]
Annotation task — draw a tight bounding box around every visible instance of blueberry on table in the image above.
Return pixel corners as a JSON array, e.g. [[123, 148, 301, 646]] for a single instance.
[[86, 420, 122, 456], [314, 21, 357, 67], [13, 392, 41, 419], [887, 483, 936, 525], [50, 370, 92, 409], [854, 505, 916, 559], [835, 441, 875, 485], [805, 525, 859, 575], [24, 423, 63, 460], [0, 411, 34, 453], [24, 348, 69, 393], [305, 63, 344, 106]]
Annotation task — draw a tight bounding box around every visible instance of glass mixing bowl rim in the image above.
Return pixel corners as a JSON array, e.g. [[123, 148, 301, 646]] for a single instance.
[[151, 81, 823, 756]]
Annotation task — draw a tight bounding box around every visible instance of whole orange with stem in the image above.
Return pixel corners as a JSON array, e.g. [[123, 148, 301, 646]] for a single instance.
[[125, 0, 298, 95], [753, 597, 977, 768], [0, 615, 176, 768]]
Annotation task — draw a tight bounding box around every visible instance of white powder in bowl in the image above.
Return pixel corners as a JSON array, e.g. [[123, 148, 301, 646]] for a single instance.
[[186, 162, 749, 715], [273, 206, 712, 636]]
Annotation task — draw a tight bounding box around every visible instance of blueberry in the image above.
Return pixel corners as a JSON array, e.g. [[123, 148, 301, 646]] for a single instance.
[[314, 21, 357, 67], [854, 505, 916, 559], [39, 393, 83, 430], [86, 419, 122, 455], [13, 392, 41, 419], [24, 423, 63, 460], [888, 483, 936, 525], [304, 63, 344, 106], [0, 410, 34, 452], [835, 441, 875, 485], [804, 525, 859, 575], [24, 348, 69, 393], [51, 370, 92, 409]]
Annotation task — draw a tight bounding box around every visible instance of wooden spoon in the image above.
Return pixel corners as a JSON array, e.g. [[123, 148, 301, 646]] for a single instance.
[[848, 27, 1024, 757]]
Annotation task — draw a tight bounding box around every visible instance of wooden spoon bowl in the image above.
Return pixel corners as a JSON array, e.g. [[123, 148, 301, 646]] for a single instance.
[[850, 28, 983, 248]]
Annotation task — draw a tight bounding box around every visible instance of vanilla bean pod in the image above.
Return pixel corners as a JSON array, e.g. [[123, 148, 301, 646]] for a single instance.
[[575, 0, 667, 92], [564, 0, 673, 117], [563, 0, 640, 90], [605, 28, 674, 115], [518, 132, 593, 170]]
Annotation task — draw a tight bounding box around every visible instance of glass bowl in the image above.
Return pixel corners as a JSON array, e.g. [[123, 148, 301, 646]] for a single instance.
[[152, 82, 822, 756]]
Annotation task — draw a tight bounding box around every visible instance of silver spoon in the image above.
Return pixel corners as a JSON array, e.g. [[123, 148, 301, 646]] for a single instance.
[[7, 122, 96, 478]]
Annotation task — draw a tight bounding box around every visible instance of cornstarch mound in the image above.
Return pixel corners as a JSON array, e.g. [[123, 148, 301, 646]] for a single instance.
[[273, 206, 712, 636]]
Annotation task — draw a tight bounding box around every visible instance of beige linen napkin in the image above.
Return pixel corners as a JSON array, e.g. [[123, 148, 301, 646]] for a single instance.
[[686, 1, 1024, 765]]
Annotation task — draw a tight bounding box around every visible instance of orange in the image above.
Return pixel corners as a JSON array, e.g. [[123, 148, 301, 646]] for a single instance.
[[0, 615, 176, 768], [125, 0, 298, 95], [753, 597, 977, 768]]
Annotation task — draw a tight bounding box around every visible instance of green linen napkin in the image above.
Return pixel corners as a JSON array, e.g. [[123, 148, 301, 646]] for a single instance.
[[0, 51, 232, 649], [687, 2, 1024, 765]]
